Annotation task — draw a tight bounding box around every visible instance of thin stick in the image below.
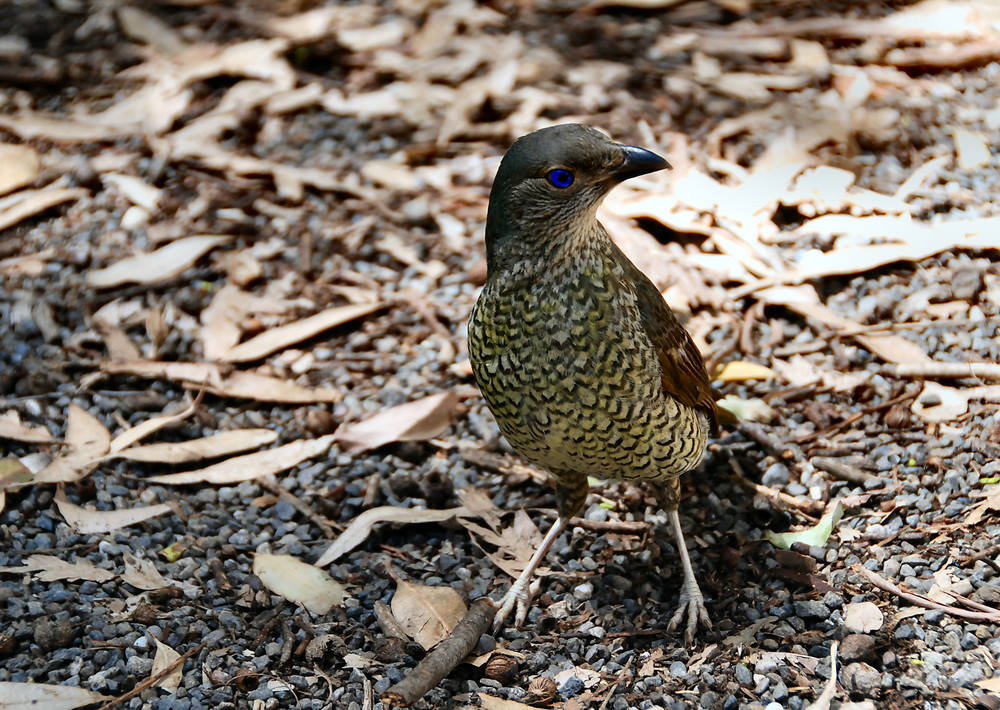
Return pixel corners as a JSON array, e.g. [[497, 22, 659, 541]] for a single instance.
[[852, 565, 1000, 622], [889, 362, 1000, 381], [730, 459, 824, 517], [381, 598, 496, 708], [812, 457, 876, 486], [570, 517, 650, 535], [257, 477, 339, 539]]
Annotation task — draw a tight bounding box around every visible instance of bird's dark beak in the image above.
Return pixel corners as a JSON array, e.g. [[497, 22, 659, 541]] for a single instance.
[[609, 145, 671, 182]]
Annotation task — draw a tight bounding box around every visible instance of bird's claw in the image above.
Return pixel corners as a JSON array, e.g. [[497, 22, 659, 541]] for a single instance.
[[492, 583, 532, 634], [667, 578, 712, 645]]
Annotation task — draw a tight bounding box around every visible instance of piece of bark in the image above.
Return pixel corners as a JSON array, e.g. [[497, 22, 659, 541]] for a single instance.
[[381, 597, 496, 708]]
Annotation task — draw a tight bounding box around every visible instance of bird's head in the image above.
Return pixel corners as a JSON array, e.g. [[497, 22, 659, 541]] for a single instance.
[[484, 124, 670, 273]]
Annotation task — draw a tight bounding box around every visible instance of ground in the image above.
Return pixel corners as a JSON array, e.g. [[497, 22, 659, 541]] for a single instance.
[[1, 1, 1000, 709]]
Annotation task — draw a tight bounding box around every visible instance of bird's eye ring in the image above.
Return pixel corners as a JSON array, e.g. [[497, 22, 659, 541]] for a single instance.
[[547, 169, 574, 188]]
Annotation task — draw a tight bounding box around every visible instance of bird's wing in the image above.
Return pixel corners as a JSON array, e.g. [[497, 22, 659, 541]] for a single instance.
[[624, 257, 719, 435]]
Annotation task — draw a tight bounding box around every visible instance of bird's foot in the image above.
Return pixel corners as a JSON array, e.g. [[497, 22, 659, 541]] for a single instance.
[[492, 580, 533, 634], [667, 577, 712, 645]]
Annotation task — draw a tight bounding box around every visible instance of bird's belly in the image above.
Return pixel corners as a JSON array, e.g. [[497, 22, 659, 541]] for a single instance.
[[469, 293, 706, 481]]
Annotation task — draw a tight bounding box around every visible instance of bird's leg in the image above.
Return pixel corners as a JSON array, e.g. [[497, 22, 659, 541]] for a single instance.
[[666, 509, 712, 644], [656, 482, 711, 644], [493, 471, 588, 634], [491, 513, 570, 633]]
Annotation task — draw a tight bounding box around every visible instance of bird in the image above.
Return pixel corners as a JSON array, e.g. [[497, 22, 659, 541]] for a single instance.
[[467, 124, 719, 643]]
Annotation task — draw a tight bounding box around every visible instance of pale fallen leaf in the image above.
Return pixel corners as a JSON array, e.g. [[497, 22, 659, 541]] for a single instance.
[[121, 550, 171, 590], [314, 505, 467, 568], [714, 361, 776, 382], [0, 410, 54, 443], [0, 185, 88, 233], [35, 404, 111, 484], [0, 112, 123, 141], [477, 695, 537, 710], [975, 677, 1000, 692], [0, 682, 111, 709], [117, 5, 189, 56], [0, 143, 40, 196], [99, 361, 343, 403], [771, 355, 870, 392], [197, 371, 343, 404], [253, 554, 345, 615], [911, 381, 1000, 423], [108, 397, 199, 454], [200, 284, 288, 359], [86, 235, 232, 288], [335, 392, 458, 453], [145, 435, 335, 485], [222, 302, 382, 363], [55, 490, 173, 534], [102, 173, 163, 211], [152, 638, 183, 693], [114, 429, 278, 463], [717, 395, 775, 423], [953, 128, 991, 170], [391, 579, 467, 649], [843, 601, 884, 633], [766, 502, 844, 550], [0, 458, 33, 490], [0, 554, 115, 583], [460, 510, 543, 579]]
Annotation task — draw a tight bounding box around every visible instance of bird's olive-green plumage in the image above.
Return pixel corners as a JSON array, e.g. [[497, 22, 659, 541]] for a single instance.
[[469, 124, 717, 519]]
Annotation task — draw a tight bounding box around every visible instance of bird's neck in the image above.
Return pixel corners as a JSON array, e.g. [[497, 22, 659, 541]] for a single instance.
[[485, 214, 611, 281]]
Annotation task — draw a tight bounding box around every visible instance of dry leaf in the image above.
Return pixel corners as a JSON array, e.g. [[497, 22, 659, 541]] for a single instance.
[[108, 398, 199, 454], [145, 435, 335, 485], [0, 554, 115, 583], [0, 410, 54, 443], [222, 302, 382, 363], [334, 392, 458, 453], [121, 551, 172, 590], [35, 404, 111, 484], [0, 458, 33, 490], [975, 677, 1000, 692], [114, 429, 278, 463], [253, 554, 345, 615], [0, 143, 40, 196], [714, 361, 776, 382], [767, 503, 844, 550], [197, 371, 343, 404], [953, 128, 991, 170], [102, 173, 163, 211], [0, 683, 111, 709], [0, 185, 88, 233], [477, 695, 538, 710], [152, 638, 183, 693], [314, 505, 467, 567], [86, 235, 232, 288], [55, 490, 173, 534], [843, 601, 884, 633], [911, 381, 1000, 423], [717, 395, 775, 423], [391, 579, 467, 649]]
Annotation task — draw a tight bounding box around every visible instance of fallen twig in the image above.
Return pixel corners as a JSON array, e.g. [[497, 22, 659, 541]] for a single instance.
[[729, 459, 824, 517], [889, 362, 1000, 381], [852, 565, 1000, 622], [570, 517, 650, 535], [812, 457, 876, 486], [381, 597, 496, 708]]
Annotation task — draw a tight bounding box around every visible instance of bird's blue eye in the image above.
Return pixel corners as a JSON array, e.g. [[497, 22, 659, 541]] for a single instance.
[[548, 169, 574, 188]]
